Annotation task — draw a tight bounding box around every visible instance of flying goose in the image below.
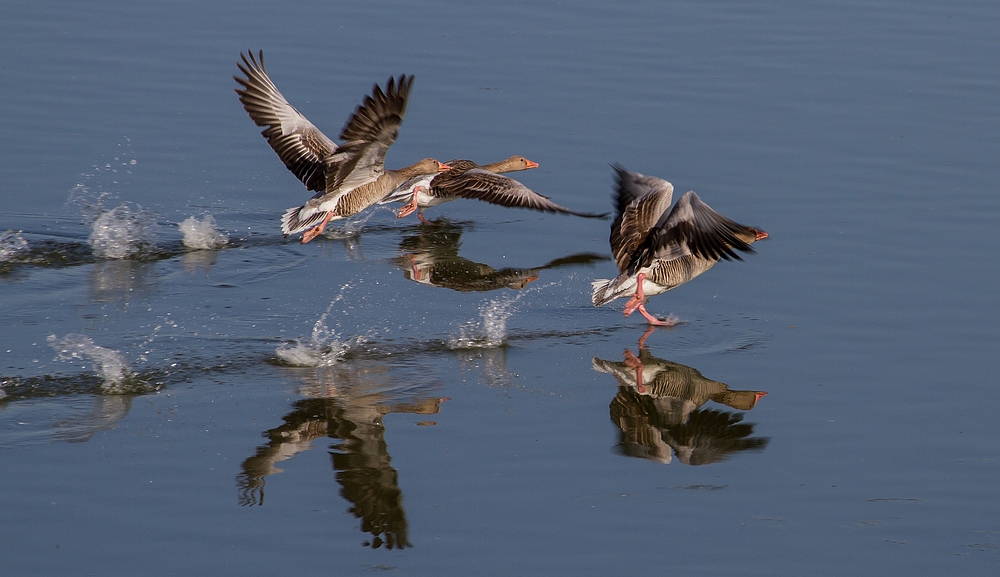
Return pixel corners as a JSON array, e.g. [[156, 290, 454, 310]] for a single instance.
[[592, 165, 767, 324], [382, 157, 608, 223], [235, 50, 447, 242]]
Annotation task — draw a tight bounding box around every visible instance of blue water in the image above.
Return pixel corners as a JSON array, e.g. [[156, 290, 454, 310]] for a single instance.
[[2, 0, 999, 575]]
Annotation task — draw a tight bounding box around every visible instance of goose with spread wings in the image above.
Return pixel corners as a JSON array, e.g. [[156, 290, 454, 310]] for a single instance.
[[592, 165, 768, 325], [381, 157, 608, 223], [235, 50, 448, 243]]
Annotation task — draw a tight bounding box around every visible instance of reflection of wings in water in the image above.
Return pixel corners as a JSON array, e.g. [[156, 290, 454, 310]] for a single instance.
[[393, 218, 606, 292], [236, 364, 443, 549], [593, 346, 768, 465]]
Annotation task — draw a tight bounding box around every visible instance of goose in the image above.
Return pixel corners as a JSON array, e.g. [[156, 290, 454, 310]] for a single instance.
[[382, 157, 607, 223], [592, 165, 767, 325], [235, 50, 448, 242]]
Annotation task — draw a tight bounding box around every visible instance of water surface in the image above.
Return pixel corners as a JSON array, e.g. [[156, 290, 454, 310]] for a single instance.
[[2, 0, 999, 575]]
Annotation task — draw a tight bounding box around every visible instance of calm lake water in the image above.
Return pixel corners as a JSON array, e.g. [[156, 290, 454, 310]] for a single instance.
[[2, 0, 999, 575]]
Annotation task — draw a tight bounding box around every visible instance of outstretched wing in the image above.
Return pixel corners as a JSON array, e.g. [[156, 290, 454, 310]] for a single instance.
[[437, 169, 607, 218], [235, 50, 337, 192], [325, 75, 414, 194], [626, 191, 756, 276], [610, 165, 675, 272]]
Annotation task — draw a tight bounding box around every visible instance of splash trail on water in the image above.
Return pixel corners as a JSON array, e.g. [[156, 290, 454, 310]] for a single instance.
[[47, 333, 134, 392], [0, 230, 30, 262], [447, 285, 551, 349], [275, 290, 367, 366], [179, 215, 228, 249]]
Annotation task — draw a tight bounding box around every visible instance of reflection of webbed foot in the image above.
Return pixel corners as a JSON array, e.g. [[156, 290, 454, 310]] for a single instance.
[[637, 325, 657, 348], [623, 348, 646, 393]]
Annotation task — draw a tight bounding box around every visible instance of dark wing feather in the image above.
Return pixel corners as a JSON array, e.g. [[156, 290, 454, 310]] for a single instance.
[[610, 165, 675, 272], [436, 169, 607, 218], [326, 75, 414, 194], [626, 191, 756, 276], [611, 164, 673, 221], [234, 50, 336, 192]]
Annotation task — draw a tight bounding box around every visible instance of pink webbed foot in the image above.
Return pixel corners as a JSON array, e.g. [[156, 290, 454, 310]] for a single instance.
[[301, 212, 335, 244], [637, 305, 677, 327], [396, 202, 417, 219], [396, 187, 423, 219], [623, 295, 643, 317]]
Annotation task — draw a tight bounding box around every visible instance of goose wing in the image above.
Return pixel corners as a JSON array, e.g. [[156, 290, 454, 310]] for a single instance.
[[324, 75, 414, 194], [626, 191, 755, 276], [610, 165, 675, 272], [235, 50, 337, 192], [436, 169, 607, 218]]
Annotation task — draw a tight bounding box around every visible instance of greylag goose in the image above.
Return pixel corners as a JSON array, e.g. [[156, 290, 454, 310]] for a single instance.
[[235, 50, 448, 243], [381, 157, 608, 223], [592, 165, 767, 325]]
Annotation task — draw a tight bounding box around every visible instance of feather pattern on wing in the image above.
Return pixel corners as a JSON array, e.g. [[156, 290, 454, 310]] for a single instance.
[[325, 75, 413, 194], [626, 191, 756, 276], [430, 160, 608, 218], [610, 164, 676, 272], [234, 50, 337, 192]]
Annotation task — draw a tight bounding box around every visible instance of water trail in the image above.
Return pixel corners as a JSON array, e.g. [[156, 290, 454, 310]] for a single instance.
[[0, 230, 29, 262], [179, 215, 228, 249], [47, 333, 134, 392], [275, 291, 364, 366]]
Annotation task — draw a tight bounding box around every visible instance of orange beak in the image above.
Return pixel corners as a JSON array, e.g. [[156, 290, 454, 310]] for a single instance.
[[525, 160, 539, 169], [755, 229, 769, 241], [437, 162, 451, 172]]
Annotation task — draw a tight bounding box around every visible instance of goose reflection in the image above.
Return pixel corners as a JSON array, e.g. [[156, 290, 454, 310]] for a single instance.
[[593, 346, 768, 465], [237, 362, 445, 549], [393, 218, 606, 292]]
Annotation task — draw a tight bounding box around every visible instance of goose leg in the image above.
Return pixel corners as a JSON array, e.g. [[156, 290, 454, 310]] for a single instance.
[[301, 212, 334, 244], [623, 273, 674, 326], [396, 187, 422, 219]]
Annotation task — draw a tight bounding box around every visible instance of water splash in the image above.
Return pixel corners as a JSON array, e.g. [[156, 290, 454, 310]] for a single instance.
[[47, 333, 133, 392], [87, 204, 157, 259], [448, 293, 525, 349], [327, 208, 384, 239], [276, 293, 362, 366], [179, 215, 228, 250], [0, 230, 29, 261]]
